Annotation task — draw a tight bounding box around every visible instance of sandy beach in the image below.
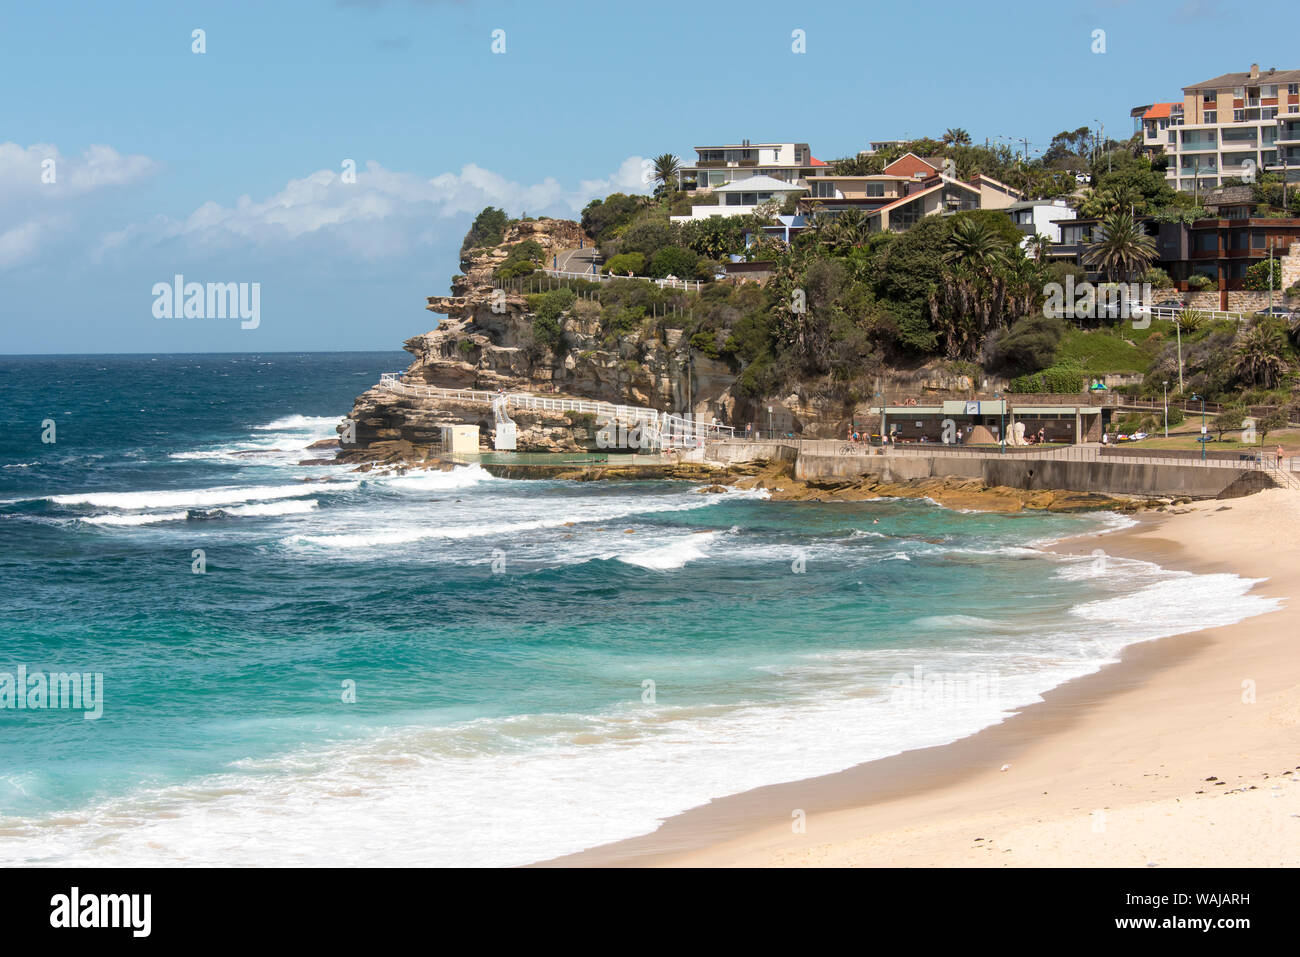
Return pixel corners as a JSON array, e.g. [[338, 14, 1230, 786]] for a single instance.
[[553, 488, 1300, 867]]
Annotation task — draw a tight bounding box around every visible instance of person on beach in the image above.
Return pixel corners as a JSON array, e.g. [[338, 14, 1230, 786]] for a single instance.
[[1277, 445, 1285, 468]]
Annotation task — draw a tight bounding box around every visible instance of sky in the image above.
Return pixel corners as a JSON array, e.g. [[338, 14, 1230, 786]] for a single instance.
[[2, 0, 1296, 354]]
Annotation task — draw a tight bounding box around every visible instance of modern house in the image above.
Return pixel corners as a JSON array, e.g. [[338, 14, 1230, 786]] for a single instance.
[[1154, 188, 1300, 303], [1006, 198, 1079, 248], [676, 141, 825, 192], [670, 174, 807, 223], [1137, 64, 1300, 191]]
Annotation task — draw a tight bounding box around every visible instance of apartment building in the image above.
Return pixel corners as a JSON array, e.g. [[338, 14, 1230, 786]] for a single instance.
[[676, 141, 825, 192], [1140, 64, 1300, 192]]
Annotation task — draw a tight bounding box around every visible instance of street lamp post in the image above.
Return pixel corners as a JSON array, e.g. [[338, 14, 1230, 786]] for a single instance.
[[994, 392, 1005, 453], [1191, 392, 1206, 461], [767, 405, 773, 438], [1163, 380, 1169, 438]]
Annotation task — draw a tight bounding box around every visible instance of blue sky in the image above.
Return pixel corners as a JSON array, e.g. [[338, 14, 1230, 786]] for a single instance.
[[2, 0, 1295, 354]]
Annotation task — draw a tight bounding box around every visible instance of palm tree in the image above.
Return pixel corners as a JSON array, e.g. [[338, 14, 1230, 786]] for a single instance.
[[1233, 322, 1289, 388], [944, 216, 1011, 273], [651, 153, 681, 194], [1083, 211, 1156, 282], [935, 217, 1014, 358], [1025, 233, 1054, 263], [943, 128, 972, 147]]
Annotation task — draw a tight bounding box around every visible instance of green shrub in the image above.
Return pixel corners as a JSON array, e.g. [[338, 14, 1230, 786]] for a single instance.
[[497, 259, 536, 280], [1244, 259, 1283, 292], [1187, 274, 1215, 291], [506, 240, 544, 264], [648, 246, 699, 279], [1009, 365, 1084, 394], [602, 252, 645, 276], [1141, 267, 1172, 288]]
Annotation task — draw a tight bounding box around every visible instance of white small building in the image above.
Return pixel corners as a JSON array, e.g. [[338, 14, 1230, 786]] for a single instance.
[[671, 175, 807, 223], [440, 424, 480, 454], [1006, 198, 1078, 246]]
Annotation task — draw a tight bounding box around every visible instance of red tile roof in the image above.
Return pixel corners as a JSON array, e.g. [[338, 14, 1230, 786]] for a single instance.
[[809, 156, 828, 166], [1143, 102, 1179, 119]]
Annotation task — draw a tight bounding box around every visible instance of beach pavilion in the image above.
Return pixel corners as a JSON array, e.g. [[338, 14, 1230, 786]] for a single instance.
[[867, 399, 1104, 445]]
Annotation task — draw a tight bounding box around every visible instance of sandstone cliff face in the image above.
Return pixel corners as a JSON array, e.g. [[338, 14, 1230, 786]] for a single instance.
[[341, 219, 741, 457]]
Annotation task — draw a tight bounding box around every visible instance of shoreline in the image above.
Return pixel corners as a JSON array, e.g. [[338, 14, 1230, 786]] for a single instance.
[[545, 488, 1300, 867]]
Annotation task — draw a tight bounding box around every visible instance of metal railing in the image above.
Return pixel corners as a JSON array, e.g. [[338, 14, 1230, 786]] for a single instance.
[[377, 373, 734, 448], [538, 268, 704, 292]]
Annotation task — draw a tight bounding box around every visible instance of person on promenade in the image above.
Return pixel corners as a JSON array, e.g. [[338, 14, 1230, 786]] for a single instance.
[[1277, 445, 1285, 468]]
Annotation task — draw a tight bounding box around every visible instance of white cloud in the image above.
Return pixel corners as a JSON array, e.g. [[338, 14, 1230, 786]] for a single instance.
[[0, 142, 158, 202], [98, 156, 652, 261], [0, 142, 159, 268]]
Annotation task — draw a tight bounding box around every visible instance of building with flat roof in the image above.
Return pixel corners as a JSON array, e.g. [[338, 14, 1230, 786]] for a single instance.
[[676, 141, 825, 193], [1136, 63, 1300, 191], [670, 174, 807, 222], [868, 399, 1103, 444]]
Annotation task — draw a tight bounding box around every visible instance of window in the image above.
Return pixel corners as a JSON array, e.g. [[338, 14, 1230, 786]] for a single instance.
[[1263, 107, 1278, 120], [1233, 109, 1244, 123], [1264, 85, 1278, 98], [1252, 231, 1267, 249], [1193, 233, 1219, 253], [1290, 84, 1299, 95], [1205, 110, 1218, 124], [865, 183, 885, 197]]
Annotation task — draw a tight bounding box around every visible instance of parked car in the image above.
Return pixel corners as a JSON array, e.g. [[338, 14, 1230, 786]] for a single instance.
[[1256, 305, 1296, 319], [1152, 298, 1186, 311]]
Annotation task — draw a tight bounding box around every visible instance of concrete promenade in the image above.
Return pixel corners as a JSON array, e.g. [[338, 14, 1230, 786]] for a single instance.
[[701, 438, 1300, 497]]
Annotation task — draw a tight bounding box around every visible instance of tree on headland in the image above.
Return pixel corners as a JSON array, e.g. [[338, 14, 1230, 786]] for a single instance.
[[651, 154, 682, 195], [461, 206, 509, 257]]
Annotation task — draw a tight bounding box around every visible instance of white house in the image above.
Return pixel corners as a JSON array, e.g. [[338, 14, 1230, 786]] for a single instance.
[[671, 175, 807, 223], [1006, 198, 1078, 247]]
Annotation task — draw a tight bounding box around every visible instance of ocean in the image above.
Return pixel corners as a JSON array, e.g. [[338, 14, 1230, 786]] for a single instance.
[[0, 353, 1279, 866]]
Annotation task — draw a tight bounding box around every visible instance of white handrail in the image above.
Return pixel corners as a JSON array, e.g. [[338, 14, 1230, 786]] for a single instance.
[[378, 373, 734, 449]]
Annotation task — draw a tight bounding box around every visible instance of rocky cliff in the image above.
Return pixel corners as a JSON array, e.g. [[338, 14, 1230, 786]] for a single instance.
[[340, 219, 740, 459]]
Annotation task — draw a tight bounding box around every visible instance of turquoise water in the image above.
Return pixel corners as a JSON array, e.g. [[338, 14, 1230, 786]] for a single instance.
[[0, 354, 1278, 866]]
